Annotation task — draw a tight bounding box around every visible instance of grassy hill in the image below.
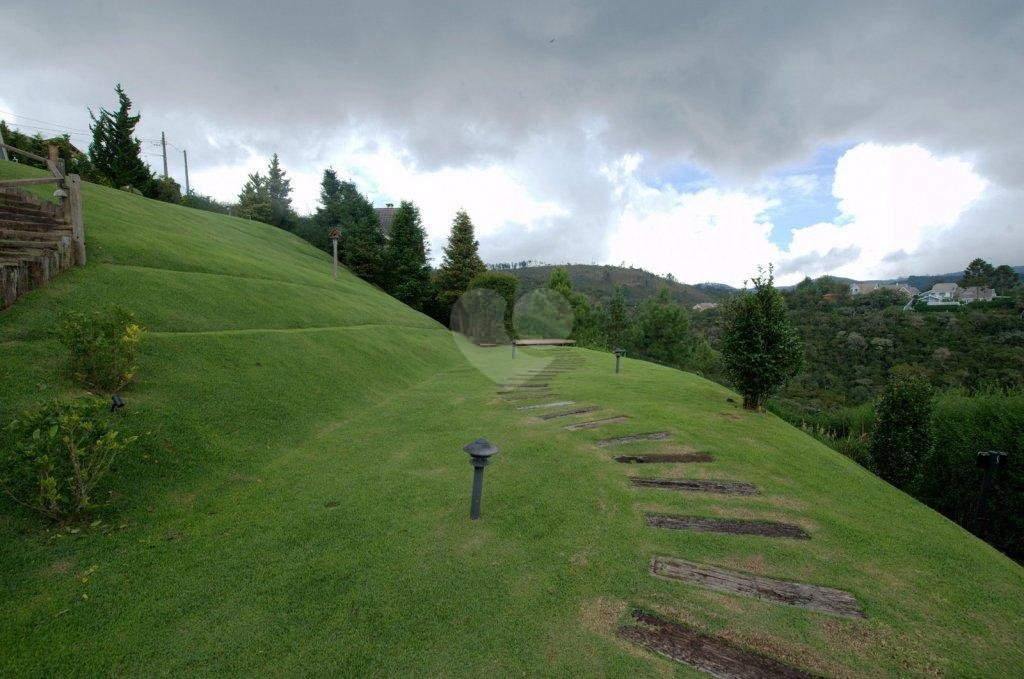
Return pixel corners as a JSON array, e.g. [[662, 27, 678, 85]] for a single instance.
[[503, 264, 730, 308], [2, 160, 1022, 676]]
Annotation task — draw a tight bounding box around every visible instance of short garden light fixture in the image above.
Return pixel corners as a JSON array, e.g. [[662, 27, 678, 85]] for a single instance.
[[971, 450, 1008, 536], [464, 437, 499, 520], [110, 394, 125, 412], [613, 347, 626, 373]]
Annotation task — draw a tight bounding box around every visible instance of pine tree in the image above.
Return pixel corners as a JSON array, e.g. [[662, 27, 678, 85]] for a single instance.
[[265, 153, 295, 230], [235, 172, 272, 223], [434, 210, 486, 312], [385, 201, 433, 310], [313, 170, 385, 286], [88, 84, 153, 194], [720, 266, 803, 410]]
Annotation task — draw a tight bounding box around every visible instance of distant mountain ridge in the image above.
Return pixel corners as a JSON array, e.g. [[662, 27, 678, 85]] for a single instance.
[[500, 264, 730, 307]]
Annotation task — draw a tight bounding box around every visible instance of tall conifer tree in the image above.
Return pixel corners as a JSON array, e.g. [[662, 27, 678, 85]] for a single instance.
[[434, 210, 486, 311], [385, 201, 432, 310], [265, 153, 295, 230], [88, 84, 153, 194]]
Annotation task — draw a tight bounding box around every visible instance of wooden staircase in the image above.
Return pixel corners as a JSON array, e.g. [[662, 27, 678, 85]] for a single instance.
[[0, 188, 77, 308], [0, 141, 86, 310]]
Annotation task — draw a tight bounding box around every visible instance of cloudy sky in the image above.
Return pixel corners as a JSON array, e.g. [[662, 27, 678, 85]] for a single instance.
[[2, 1, 1021, 285]]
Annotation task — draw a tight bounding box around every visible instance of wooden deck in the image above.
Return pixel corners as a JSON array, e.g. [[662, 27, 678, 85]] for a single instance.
[[512, 339, 576, 346]]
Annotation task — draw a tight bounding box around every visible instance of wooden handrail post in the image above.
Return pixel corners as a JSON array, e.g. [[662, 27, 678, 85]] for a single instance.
[[0, 127, 8, 161], [47, 144, 63, 178], [66, 174, 86, 266]]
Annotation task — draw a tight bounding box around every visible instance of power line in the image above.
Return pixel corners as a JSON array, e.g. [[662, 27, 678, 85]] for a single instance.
[[0, 109, 90, 135]]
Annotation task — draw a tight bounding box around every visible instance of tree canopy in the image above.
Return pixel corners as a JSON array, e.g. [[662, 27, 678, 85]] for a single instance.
[[88, 84, 153, 195]]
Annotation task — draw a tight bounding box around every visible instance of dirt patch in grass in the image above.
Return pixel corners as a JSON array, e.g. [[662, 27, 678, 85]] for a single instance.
[[614, 452, 713, 464], [617, 609, 816, 678], [631, 477, 758, 495], [651, 556, 866, 619], [646, 513, 810, 539], [596, 432, 673, 447]]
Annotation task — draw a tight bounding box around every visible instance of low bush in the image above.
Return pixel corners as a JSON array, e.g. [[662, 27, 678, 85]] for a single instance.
[[58, 307, 143, 392], [0, 398, 138, 522]]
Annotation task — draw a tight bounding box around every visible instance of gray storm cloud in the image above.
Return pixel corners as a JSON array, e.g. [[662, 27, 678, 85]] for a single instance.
[[2, 1, 1022, 276]]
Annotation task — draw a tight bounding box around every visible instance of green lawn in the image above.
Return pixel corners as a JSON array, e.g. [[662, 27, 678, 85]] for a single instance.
[[2, 160, 1022, 676]]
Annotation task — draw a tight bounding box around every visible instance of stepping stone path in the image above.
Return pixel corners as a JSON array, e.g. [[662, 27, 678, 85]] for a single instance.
[[617, 609, 815, 679], [564, 416, 630, 431], [499, 348, 855, 673], [651, 556, 865, 619], [646, 513, 810, 540], [630, 477, 758, 495]]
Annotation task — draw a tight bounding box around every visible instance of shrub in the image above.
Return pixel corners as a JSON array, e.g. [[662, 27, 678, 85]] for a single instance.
[[0, 398, 137, 522], [870, 366, 934, 490], [468, 272, 519, 339], [58, 307, 143, 392]]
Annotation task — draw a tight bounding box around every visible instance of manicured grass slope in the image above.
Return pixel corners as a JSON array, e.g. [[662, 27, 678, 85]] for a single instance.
[[1, 160, 1022, 676]]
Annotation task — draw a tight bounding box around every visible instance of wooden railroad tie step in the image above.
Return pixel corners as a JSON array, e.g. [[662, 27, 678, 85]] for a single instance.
[[651, 556, 865, 619], [646, 513, 810, 540], [595, 432, 672, 447], [614, 451, 713, 463], [517, 400, 575, 411], [617, 609, 817, 678], [564, 416, 630, 431], [631, 477, 757, 495], [538, 405, 601, 420]]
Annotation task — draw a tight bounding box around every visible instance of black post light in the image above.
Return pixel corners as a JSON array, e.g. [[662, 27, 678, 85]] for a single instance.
[[110, 394, 125, 412], [971, 451, 1007, 536], [464, 438, 499, 520], [613, 348, 625, 373]]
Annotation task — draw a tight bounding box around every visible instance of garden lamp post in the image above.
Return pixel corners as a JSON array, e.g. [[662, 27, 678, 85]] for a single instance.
[[328, 228, 341, 279], [614, 348, 625, 373], [971, 450, 1007, 536], [464, 437, 499, 519]]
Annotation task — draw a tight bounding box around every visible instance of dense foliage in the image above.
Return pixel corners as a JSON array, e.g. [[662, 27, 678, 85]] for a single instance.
[[0, 120, 94, 177], [467, 272, 518, 338], [719, 269, 803, 410], [0, 398, 138, 522]]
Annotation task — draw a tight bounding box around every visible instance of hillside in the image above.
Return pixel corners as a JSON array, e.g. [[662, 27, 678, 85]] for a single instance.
[[504, 263, 729, 308], [2, 160, 1023, 676]]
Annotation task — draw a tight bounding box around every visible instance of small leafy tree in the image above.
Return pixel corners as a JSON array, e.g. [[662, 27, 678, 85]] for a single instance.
[[88, 84, 153, 195], [434, 210, 486, 317], [606, 286, 629, 349], [0, 398, 138, 522], [870, 367, 934, 491], [719, 266, 803, 410], [58, 307, 144, 392], [468, 272, 519, 338]]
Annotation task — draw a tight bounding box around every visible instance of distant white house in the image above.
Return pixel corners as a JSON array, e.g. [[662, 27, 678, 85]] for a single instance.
[[918, 282, 997, 306], [692, 302, 719, 311], [849, 282, 919, 297]]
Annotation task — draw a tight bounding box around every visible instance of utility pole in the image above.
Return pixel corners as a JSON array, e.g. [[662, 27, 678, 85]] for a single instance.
[[183, 149, 190, 195], [160, 131, 168, 178]]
